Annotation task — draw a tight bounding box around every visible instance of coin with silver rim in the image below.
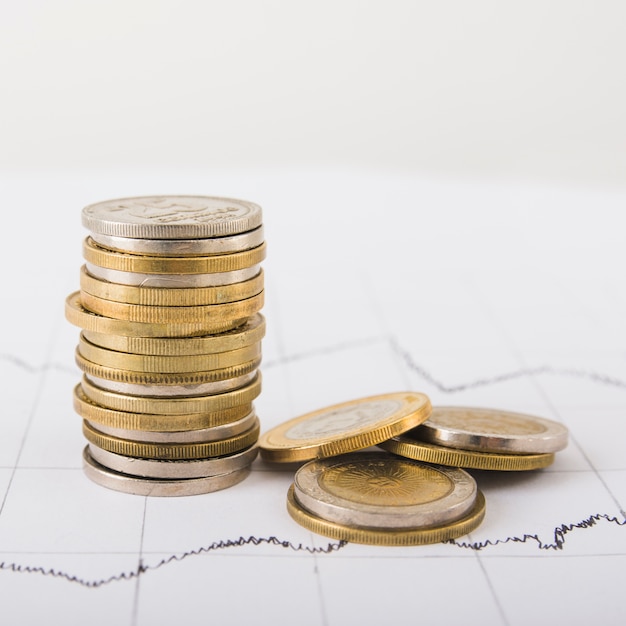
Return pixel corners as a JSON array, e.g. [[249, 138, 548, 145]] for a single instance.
[[82, 195, 263, 239], [259, 392, 431, 463], [293, 452, 477, 529], [417, 406, 568, 454]]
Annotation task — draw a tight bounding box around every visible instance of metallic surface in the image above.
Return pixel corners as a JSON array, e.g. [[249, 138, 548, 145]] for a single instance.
[[418, 406, 569, 454], [82, 195, 263, 239], [380, 434, 555, 471], [88, 444, 258, 479], [286, 485, 486, 546], [83, 447, 251, 496], [293, 452, 477, 528], [259, 392, 432, 463]]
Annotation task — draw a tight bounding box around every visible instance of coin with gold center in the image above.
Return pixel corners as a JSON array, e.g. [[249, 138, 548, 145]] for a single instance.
[[416, 406, 569, 454], [293, 452, 478, 528], [258, 392, 432, 463]]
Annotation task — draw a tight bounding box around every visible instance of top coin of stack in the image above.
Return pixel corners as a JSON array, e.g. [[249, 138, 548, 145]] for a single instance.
[[65, 195, 266, 496]]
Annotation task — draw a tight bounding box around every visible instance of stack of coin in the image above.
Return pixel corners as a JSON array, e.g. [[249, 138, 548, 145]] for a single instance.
[[65, 195, 266, 496], [259, 393, 486, 545], [380, 406, 569, 471]]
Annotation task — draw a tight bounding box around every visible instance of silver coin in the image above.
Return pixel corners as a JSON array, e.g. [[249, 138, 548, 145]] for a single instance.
[[85, 262, 261, 287], [417, 406, 569, 454], [82, 196, 262, 239], [87, 444, 258, 479], [86, 409, 257, 443], [85, 370, 257, 397], [90, 226, 264, 256], [293, 451, 477, 529], [82, 446, 251, 495]]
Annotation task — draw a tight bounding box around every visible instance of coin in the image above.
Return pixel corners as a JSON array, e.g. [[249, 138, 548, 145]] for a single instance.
[[81, 371, 262, 415], [258, 392, 432, 463], [287, 485, 486, 546], [90, 225, 264, 256], [416, 406, 569, 454], [380, 434, 555, 471], [84, 371, 256, 397], [83, 447, 251, 496], [82, 418, 260, 460], [78, 333, 261, 373], [83, 238, 266, 274], [80, 265, 264, 306], [88, 444, 258, 479], [86, 408, 257, 443], [79, 290, 264, 324], [85, 263, 261, 288], [293, 452, 478, 529], [65, 292, 247, 337], [82, 313, 265, 355], [74, 383, 252, 431], [82, 196, 263, 239]]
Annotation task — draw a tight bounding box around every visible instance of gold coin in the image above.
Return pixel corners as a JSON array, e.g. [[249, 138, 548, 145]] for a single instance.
[[80, 372, 262, 415], [83, 418, 260, 460], [75, 349, 261, 385], [65, 292, 246, 337], [80, 265, 264, 306], [82, 313, 265, 355], [78, 333, 261, 373], [73, 384, 252, 431], [83, 237, 266, 274], [380, 434, 555, 471], [79, 290, 264, 324], [286, 485, 486, 546], [258, 392, 432, 463]]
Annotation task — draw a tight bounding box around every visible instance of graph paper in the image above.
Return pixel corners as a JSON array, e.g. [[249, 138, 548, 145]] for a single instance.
[[0, 170, 624, 625]]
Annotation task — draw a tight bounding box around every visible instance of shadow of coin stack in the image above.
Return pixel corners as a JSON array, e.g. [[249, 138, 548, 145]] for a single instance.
[[65, 196, 266, 496]]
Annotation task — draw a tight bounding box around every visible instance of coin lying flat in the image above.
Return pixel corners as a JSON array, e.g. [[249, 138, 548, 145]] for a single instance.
[[83, 447, 251, 496], [88, 444, 258, 479], [259, 392, 432, 463], [417, 406, 568, 454], [82, 196, 263, 239], [287, 485, 486, 546], [82, 313, 265, 355], [293, 452, 478, 529], [80, 265, 264, 306], [90, 225, 264, 256], [83, 418, 260, 460], [380, 434, 555, 471]]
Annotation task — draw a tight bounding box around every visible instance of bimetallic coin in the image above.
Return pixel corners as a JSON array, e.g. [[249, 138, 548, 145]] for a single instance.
[[82, 195, 263, 239], [83, 447, 251, 496], [380, 435, 555, 471], [74, 383, 252, 431], [80, 265, 264, 306], [287, 486, 486, 546], [293, 452, 477, 529], [81, 372, 262, 415], [85, 409, 257, 443], [259, 392, 432, 463], [82, 313, 265, 355], [417, 406, 569, 454], [83, 238, 266, 274], [90, 225, 264, 256], [82, 418, 260, 460], [85, 263, 261, 287], [65, 292, 246, 337], [85, 370, 256, 397], [79, 290, 264, 324], [88, 444, 258, 479]]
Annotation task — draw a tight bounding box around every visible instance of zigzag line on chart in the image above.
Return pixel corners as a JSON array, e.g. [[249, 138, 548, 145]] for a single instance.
[[2, 337, 626, 392], [0, 512, 624, 588]]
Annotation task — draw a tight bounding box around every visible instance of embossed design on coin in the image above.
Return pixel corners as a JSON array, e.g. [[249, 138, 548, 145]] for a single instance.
[[284, 400, 402, 441], [433, 408, 546, 436], [320, 458, 453, 506]]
